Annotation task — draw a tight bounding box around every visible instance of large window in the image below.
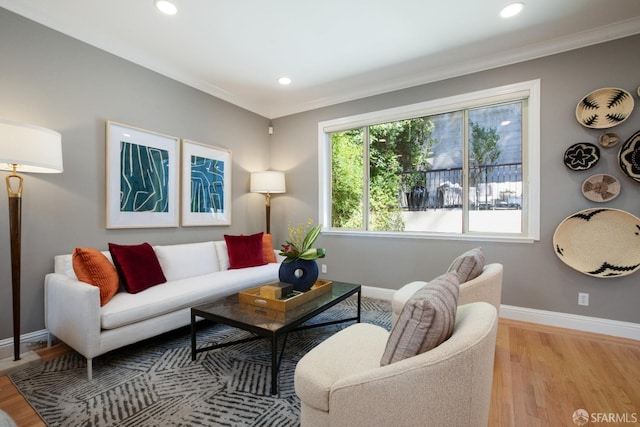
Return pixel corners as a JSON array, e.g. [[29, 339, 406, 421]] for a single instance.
[[319, 80, 540, 242]]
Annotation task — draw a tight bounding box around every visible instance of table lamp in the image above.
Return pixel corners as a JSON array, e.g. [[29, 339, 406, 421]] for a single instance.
[[0, 118, 63, 361], [250, 171, 285, 234]]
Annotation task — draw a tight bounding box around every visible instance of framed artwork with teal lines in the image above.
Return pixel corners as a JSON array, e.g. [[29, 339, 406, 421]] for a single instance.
[[106, 121, 180, 228], [181, 139, 232, 226]]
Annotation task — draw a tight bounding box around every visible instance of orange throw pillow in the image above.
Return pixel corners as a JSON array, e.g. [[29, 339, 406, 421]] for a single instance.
[[72, 247, 119, 306], [262, 233, 277, 263]]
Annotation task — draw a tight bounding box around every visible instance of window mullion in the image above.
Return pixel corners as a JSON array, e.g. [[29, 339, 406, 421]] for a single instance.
[[462, 110, 470, 233], [363, 127, 371, 230]]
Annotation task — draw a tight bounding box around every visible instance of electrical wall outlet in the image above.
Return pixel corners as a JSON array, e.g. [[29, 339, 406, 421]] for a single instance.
[[321, 264, 327, 274], [578, 292, 589, 306]]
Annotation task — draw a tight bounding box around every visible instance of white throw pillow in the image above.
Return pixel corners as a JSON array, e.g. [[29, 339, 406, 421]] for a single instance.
[[154, 241, 219, 281]]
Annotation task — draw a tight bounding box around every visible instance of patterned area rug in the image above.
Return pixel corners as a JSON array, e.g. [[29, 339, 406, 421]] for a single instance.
[[10, 298, 391, 427]]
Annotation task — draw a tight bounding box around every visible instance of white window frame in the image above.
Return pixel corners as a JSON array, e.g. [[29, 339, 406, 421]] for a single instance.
[[318, 79, 540, 243]]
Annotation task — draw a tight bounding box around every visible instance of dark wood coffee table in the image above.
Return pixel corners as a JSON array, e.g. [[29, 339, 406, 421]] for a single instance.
[[190, 281, 361, 394]]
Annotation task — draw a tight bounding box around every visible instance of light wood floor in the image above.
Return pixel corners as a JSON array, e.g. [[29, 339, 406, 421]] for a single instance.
[[1, 319, 639, 427], [489, 319, 640, 427]]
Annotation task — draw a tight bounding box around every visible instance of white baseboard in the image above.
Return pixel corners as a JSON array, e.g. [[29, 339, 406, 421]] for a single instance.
[[362, 285, 395, 300], [363, 286, 640, 341], [2, 293, 638, 353], [0, 329, 49, 351], [499, 305, 640, 341]]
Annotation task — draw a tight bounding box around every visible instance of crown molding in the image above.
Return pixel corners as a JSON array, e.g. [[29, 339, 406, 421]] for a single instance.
[[3, 1, 640, 119], [267, 17, 640, 118]]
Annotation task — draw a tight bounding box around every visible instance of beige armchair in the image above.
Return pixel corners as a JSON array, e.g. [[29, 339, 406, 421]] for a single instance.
[[294, 302, 499, 427], [392, 263, 503, 324]]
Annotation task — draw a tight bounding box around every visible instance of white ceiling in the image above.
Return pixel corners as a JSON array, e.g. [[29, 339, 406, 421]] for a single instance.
[[2, 0, 640, 119]]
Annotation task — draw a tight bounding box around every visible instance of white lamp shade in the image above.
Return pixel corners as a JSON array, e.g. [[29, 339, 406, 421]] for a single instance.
[[250, 171, 286, 193], [0, 118, 63, 173]]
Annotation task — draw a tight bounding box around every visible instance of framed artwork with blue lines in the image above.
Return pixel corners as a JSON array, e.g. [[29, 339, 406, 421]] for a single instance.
[[106, 121, 180, 228], [181, 139, 232, 226]]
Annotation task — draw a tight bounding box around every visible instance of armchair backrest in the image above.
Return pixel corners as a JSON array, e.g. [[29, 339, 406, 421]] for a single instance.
[[329, 302, 498, 427], [458, 262, 503, 312], [392, 263, 503, 325]]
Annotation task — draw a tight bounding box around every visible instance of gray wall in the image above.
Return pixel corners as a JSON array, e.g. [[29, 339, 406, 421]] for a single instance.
[[1, 7, 639, 342], [0, 9, 271, 339], [270, 34, 640, 324]]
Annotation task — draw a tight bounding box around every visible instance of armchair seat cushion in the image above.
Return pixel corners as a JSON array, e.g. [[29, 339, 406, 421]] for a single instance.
[[295, 323, 389, 412]]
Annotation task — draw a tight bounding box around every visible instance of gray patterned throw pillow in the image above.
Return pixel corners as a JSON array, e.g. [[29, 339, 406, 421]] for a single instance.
[[447, 247, 485, 283], [380, 272, 459, 365]]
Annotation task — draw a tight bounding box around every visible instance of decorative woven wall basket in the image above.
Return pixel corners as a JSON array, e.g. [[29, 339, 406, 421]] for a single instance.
[[575, 87, 634, 129], [618, 130, 640, 184], [581, 174, 621, 203], [553, 208, 640, 278], [598, 132, 619, 148], [563, 142, 600, 171]]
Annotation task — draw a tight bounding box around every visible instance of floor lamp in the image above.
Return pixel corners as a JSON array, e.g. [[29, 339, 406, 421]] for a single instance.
[[0, 119, 63, 362], [250, 171, 286, 234]]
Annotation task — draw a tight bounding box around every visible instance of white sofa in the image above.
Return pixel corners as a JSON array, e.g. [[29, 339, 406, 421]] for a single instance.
[[45, 240, 281, 379]]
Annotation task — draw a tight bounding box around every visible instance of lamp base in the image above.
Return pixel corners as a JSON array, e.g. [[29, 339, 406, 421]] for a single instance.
[[0, 351, 40, 376]]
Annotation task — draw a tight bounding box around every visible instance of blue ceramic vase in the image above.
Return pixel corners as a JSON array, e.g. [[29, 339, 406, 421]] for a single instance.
[[278, 259, 319, 292]]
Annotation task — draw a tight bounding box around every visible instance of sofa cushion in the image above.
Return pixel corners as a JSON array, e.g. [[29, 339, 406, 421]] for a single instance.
[[380, 271, 459, 365], [262, 233, 277, 263], [214, 241, 230, 270], [109, 242, 167, 294], [447, 247, 485, 283], [224, 233, 268, 269], [154, 241, 220, 281], [100, 263, 281, 329], [72, 247, 119, 306]]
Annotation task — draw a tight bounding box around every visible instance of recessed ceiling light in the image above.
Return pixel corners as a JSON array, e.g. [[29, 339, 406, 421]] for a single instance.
[[278, 77, 292, 86], [155, 0, 178, 15], [500, 2, 524, 18]]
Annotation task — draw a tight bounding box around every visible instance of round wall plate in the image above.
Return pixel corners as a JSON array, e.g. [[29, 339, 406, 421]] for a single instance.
[[576, 87, 634, 129], [553, 208, 640, 278], [618, 130, 640, 184], [563, 142, 600, 171], [581, 173, 621, 202]]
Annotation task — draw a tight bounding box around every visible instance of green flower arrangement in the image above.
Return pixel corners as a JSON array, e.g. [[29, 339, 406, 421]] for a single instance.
[[279, 219, 326, 263]]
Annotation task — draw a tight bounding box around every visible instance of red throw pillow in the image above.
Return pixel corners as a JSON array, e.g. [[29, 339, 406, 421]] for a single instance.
[[224, 232, 268, 269], [108, 242, 167, 293], [262, 233, 277, 263]]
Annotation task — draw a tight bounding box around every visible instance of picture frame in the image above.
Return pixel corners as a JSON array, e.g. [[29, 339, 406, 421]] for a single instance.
[[106, 121, 180, 228], [181, 139, 232, 226]]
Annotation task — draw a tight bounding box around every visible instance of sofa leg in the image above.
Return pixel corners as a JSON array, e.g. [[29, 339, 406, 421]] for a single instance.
[[47, 332, 52, 348], [87, 358, 93, 380]]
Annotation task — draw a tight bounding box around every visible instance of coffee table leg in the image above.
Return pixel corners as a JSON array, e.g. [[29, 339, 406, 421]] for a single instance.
[[191, 311, 197, 361], [357, 289, 362, 322], [271, 335, 278, 395]]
